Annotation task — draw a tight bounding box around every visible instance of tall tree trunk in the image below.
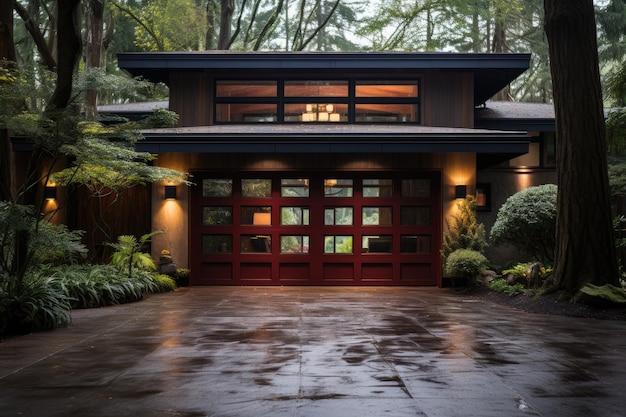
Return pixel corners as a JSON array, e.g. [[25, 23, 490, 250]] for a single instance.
[[85, 0, 105, 120], [49, 0, 82, 110], [217, 0, 233, 49], [0, 0, 16, 202], [544, 0, 620, 294]]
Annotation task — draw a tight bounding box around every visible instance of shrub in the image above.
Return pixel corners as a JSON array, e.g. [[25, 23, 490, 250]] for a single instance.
[[0, 272, 71, 335], [486, 278, 526, 296], [442, 195, 487, 265], [445, 249, 489, 281], [490, 184, 557, 264]]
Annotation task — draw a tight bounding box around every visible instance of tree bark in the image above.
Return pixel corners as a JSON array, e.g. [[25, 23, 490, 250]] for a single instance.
[[49, 0, 82, 110], [544, 0, 620, 294], [85, 0, 105, 120], [217, 0, 233, 49], [13, 0, 57, 71], [0, 0, 16, 202]]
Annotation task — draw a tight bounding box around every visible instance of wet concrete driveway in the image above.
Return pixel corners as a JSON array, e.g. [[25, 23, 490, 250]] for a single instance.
[[0, 286, 625, 417]]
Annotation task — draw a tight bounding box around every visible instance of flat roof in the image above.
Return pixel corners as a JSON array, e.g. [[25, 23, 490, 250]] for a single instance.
[[136, 124, 530, 154], [117, 52, 531, 106]]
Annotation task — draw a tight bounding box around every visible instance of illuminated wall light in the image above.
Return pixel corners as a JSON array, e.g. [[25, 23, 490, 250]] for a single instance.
[[164, 185, 177, 200], [454, 185, 467, 199], [44, 186, 57, 200]]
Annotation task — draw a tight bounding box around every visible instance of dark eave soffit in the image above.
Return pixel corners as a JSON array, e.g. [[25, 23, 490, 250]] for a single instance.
[[117, 52, 531, 106]]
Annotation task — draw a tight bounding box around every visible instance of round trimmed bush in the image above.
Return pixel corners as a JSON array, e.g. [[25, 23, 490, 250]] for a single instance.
[[490, 184, 557, 264], [445, 249, 489, 281]]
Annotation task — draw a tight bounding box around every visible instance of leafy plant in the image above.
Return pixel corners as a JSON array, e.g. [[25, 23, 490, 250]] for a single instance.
[[442, 195, 487, 265], [490, 184, 557, 264], [0, 272, 71, 335], [486, 278, 526, 296], [444, 249, 488, 282], [109, 231, 162, 278]]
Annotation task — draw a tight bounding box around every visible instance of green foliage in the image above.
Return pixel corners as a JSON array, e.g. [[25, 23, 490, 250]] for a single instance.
[[606, 109, 626, 155], [444, 249, 488, 281], [608, 158, 626, 196], [0, 272, 71, 335], [442, 195, 487, 265], [109, 232, 161, 278], [139, 108, 180, 128], [490, 184, 557, 264], [485, 278, 526, 296], [0, 202, 87, 277], [501, 262, 552, 288], [575, 283, 626, 306]]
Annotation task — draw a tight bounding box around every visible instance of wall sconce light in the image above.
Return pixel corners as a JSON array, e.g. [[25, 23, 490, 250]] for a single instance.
[[252, 212, 271, 225], [164, 185, 177, 200], [44, 185, 57, 200], [454, 185, 467, 199]]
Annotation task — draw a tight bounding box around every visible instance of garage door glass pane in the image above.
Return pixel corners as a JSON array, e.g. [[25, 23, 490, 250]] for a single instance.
[[400, 207, 431, 225], [363, 235, 392, 253], [281, 207, 310, 225], [325, 207, 353, 225], [203, 179, 232, 197], [241, 207, 272, 225], [281, 236, 310, 253], [203, 235, 232, 253], [324, 235, 353, 253], [241, 235, 271, 253], [203, 207, 232, 225], [363, 179, 393, 197], [242, 179, 272, 197], [401, 235, 430, 254], [362, 207, 392, 225], [281, 179, 309, 197], [324, 179, 353, 197], [401, 179, 430, 198]]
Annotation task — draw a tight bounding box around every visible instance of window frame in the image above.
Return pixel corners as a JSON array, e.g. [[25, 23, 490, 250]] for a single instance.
[[213, 79, 421, 124]]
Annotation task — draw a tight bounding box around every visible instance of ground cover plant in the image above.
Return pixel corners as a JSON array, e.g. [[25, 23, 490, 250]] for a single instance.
[[0, 203, 176, 336]]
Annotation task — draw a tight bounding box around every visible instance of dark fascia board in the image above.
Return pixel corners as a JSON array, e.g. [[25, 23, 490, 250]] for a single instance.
[[117, 52, 531, 106], [134, 129, 529, 154], [474, 119, 556, 132], [117, 51, 531, 71]]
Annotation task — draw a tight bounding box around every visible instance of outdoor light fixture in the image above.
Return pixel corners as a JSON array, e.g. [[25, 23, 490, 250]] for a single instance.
[[454, 185, 467, 199], [302, 104, 341, 122], [164, 185, 177, 200], [44, 185, 57, 200]]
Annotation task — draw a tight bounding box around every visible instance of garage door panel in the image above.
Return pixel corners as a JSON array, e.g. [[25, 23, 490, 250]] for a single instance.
[[323, 263, 354, 281], [191, 171, 441, 286], [361, 263, 394, 281], [240, 262, 272, 280], [279, 263, 311, 281]]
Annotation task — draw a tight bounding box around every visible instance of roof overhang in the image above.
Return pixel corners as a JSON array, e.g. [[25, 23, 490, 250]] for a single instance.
[[135, 124, 530, 154], [117, 52, 531, 106]]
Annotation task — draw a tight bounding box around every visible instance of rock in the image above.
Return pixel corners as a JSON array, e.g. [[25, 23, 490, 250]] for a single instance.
[[526, 262, 543, 288], [158, 254, 177, 276], [481, 269, 498, 284]]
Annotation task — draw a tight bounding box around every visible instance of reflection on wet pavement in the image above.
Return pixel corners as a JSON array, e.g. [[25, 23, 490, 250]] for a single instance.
[[0, 286, 625, 417]]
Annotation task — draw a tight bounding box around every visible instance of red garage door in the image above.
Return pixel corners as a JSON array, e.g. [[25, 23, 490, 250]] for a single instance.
[[190, 171, 441, 286]]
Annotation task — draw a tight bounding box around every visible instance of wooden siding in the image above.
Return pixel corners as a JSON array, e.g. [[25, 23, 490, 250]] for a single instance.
[[422, 72, 474, 128], [170, 72, 210, 127]]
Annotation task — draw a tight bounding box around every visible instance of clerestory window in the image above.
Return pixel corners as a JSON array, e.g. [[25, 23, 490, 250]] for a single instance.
[[214, 79, 420, 124]]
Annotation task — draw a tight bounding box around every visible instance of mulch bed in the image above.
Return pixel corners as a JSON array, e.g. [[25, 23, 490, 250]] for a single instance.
[[452, 286, 626, 321]]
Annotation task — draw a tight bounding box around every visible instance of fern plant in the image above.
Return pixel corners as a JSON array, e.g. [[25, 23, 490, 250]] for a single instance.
[[109, 231, 162, 278]]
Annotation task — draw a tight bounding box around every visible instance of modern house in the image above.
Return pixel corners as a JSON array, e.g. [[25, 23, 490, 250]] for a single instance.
[[100, 52, 555, 286]]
